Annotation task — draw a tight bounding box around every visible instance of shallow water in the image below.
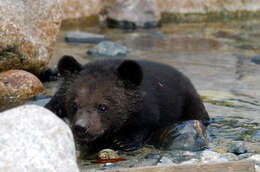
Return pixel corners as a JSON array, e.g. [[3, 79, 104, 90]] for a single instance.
[[35, 19, 260, 170]]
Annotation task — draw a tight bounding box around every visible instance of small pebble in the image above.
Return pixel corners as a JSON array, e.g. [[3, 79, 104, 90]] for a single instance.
[[98, 149, 119, 160], [253, 130, 260, 142]]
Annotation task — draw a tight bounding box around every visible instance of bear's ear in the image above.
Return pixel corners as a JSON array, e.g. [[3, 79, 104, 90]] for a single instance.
[[58, 55, 82, 77], [117, 60, 143, 87]]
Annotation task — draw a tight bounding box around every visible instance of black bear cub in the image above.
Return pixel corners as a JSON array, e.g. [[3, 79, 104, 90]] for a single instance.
[[45, 56, 209, 151]]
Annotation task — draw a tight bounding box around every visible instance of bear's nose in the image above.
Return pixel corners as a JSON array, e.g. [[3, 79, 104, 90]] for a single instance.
[[73, 120, 89, 139]]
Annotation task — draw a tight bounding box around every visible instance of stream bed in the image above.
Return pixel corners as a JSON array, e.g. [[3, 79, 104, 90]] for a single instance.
[[40, 19, 260, 171]]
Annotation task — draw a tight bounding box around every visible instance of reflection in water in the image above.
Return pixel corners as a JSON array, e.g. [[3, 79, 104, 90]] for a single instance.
[[234, 53, 255, 80], [234, 54, 248, 80]]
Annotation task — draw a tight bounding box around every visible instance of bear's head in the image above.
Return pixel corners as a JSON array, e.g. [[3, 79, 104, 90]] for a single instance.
[[57, 56, 143, 144]]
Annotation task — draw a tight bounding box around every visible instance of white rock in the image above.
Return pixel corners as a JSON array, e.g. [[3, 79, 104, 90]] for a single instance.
[[248, 154, 260, 170], [200, 150, 229, 163], [0, 105, 79, 172], [255, 165, 260, 172], [248, 154, 260, 162]]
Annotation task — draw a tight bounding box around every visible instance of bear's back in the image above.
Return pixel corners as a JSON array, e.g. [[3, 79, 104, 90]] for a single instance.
[[81, 59, 207, 126], [137, 60, 200, 125]]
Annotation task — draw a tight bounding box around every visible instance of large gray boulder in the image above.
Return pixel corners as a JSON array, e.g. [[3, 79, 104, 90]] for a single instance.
[[107, 0, 161, 29], [0, 105, 79, 172], [0, 0, 63, 75], [61, 0, 103, 20]]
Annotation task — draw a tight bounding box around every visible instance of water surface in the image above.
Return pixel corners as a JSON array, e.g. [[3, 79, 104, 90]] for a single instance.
[[46, 19, 260, 170]]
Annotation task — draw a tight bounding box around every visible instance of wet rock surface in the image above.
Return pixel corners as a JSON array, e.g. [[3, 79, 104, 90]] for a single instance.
[[0, 70, 44, 112], [228, 141, 248, 155], [0, 105, 79, 172], [251, 55, 260, 64], [253, 130, 260, 142], [88, 41, 128, 57], [0, 0, 63, 75], [107, 0, 160, 29], [152, 120, 208, 151], [65, 32, 109, 44]]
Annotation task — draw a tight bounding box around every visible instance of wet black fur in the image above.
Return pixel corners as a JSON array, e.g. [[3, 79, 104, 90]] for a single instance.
[[45, 56, 209, 152]]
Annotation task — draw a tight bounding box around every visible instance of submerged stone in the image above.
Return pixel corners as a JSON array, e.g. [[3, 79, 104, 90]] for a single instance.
[[88, 41, 128, 57], [152, 120, 208, 151], [253, 130, 260, 142], [151, 32, 166, 39], [65, 32, 109, 44], [251, 55, 260, 64], [145, 154, 161, 160], [239, 153, 254, 160], [227, 141, 248, 155]]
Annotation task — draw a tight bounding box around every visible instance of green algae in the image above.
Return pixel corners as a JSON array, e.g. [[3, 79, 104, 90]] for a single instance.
[[201, 96, 236, 107]]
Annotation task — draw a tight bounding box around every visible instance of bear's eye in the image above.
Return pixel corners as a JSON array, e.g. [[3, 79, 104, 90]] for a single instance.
[[71, 103, 78, 113], [97, 104, 108, 113]]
